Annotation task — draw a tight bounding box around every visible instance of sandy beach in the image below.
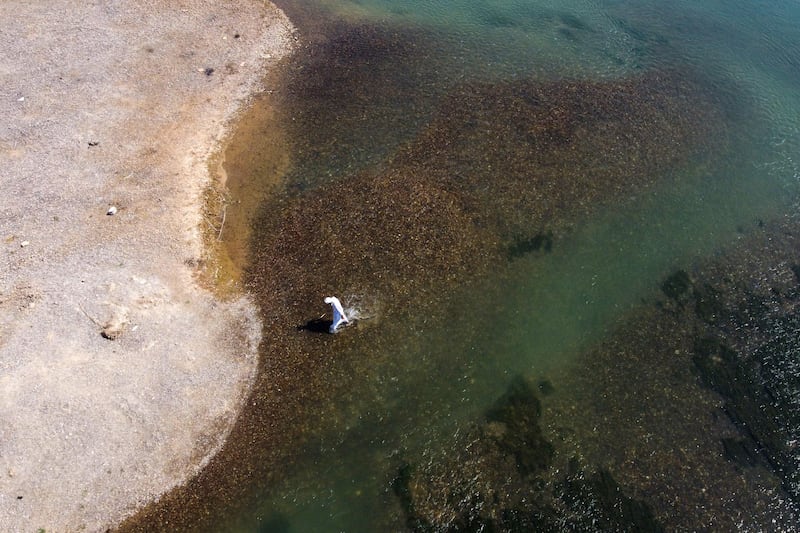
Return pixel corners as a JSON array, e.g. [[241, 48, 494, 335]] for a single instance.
[[0, 1, 292, 530]]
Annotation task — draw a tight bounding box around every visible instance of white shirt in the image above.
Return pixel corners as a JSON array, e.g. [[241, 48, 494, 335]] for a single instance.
[[324, 296, 349, 333]]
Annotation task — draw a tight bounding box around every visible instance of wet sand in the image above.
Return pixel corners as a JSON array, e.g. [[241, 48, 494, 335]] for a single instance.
[[0, 1, 292, 530]]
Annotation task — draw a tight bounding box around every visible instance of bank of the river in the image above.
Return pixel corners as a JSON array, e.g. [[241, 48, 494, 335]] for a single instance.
[[0, 1, 292, 530]]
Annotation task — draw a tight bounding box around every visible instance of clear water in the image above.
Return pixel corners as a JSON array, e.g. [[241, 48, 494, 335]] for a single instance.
[[231, 0, 800, 530]]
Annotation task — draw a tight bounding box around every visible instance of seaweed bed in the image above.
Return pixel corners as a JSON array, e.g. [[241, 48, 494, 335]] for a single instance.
[[251, 65, 732, 321]]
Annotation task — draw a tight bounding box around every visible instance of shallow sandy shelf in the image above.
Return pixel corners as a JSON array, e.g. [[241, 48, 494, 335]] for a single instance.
[[0, 1, 293, 530]]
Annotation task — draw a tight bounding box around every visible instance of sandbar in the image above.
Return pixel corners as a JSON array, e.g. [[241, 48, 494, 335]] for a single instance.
[[0, 1, 293, 530]]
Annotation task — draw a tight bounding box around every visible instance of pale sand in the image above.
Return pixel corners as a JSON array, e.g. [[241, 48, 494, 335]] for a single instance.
[[0, 1, 293, 530]]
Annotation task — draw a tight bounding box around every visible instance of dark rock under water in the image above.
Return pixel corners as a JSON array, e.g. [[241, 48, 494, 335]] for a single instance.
[[549, 221, 800, 529], [687, 256, 800, 506]]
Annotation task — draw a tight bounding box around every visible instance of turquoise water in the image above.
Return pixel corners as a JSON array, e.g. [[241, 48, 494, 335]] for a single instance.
[[234, 0, 800, 530]]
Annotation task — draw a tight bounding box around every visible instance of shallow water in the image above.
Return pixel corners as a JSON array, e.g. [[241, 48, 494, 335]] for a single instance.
[[223, 0, 800, 530]]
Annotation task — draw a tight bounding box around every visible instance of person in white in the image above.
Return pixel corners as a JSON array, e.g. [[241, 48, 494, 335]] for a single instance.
[[324, 296, 350, 333]]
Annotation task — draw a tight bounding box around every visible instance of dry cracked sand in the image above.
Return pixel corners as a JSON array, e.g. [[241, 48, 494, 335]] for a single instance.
[[0, 1, 293, 530]]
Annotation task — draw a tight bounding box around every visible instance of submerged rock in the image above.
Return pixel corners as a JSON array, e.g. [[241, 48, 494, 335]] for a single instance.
[[560, 222, 800, 528], [670, 229, 800, 506], [556, 467, 664, 533], [484, 376, 554, 476], [693, 320, 800, 503], [661, 269, 691, 301]]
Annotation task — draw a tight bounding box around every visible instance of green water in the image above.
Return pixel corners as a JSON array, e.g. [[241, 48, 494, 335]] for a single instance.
[[233, 0, 800, 530]]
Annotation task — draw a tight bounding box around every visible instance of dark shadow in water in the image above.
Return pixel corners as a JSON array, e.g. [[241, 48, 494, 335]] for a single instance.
[[508, 232, 554, 260], [558, 12, 592, 32], [296, 317, 332, 334]]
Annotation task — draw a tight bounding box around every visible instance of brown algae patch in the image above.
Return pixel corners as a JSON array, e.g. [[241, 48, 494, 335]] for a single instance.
[[274, 21, 451, 186], [391, 70, 733, 241], [249, 68, 735, 326]]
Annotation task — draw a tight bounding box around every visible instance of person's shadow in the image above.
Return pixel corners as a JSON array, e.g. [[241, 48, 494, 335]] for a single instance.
[[296, 317, 332, 334]]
